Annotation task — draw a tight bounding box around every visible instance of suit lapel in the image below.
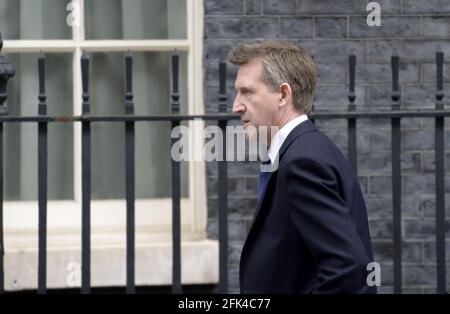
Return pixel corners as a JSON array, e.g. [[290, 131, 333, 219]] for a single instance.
[[244, 120, 318, 243]]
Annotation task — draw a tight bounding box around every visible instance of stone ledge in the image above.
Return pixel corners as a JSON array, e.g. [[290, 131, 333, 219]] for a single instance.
[[4, 239, 219, 291]]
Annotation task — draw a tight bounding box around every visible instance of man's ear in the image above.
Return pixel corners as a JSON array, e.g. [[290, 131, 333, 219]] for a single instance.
[[278, 83, 292, 108]]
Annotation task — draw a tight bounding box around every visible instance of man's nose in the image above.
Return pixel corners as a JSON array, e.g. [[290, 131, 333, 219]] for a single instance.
[[232, 97, 245, 114]]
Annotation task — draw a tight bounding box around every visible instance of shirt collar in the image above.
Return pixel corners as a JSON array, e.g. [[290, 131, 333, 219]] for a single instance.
[[267, 114, 308, 164]]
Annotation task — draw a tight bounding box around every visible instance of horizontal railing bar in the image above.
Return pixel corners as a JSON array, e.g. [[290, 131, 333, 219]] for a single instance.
[[1, 110, 450, 122], [310, 110, 450, 119]]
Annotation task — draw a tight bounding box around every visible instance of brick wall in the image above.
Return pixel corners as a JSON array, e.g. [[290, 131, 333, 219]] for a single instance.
[[204, 0, 450, 293]]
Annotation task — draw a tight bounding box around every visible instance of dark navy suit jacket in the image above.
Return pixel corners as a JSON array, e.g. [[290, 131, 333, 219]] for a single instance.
[[239, 120, 377, 294]]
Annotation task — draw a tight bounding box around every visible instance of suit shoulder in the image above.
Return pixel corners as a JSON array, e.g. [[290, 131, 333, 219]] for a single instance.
[[284, 129, 345, 162]]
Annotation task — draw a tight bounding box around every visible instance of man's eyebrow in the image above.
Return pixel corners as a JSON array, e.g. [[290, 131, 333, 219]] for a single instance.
[[235, 85, 253, 92]]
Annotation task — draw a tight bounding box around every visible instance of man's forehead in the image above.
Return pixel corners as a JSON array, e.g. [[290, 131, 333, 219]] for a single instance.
[[234, 59, 264, 87]]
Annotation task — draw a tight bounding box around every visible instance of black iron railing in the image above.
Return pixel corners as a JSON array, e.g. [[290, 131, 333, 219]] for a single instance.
[[0, 37, 447, 294]]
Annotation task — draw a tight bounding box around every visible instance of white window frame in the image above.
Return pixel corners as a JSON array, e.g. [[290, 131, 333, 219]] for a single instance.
[[2, 0, 216, 290]]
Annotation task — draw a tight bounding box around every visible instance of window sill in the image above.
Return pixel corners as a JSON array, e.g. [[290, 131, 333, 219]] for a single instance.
[[4, 237, 218, 291]]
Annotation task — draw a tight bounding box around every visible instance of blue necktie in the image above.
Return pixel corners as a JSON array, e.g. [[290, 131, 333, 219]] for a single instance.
[[257, 161, 271, 201]]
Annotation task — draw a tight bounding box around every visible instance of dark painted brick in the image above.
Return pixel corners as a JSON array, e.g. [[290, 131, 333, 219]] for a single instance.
[[402, 152, 422, 174], [245, 176, 258, 195], [296, 0, 366, 15], [205, 0, 244, 15], [423, 152, 435, 173], [316, 62, 347, 83], [205, 61, 239, 83], [446, 130, 450, 150], [205, 17, 278, 39], [369, 219, 394, 239], [369, 176, 392, 195], [313, 85, 366, 109], [228, 217, 248, 242], [227, 196, 259, 217], [319, 128, 348, 152], [423, 16, 450, 38], [227, 267, 240, 293], [228, 241, 244, 265], [358, 152, 391, 174], [403, 0, 450, 14], [380, 263, 394, 286], [368, 40, 450, 61], [423, 240, 450, 262], [403, 195, 423, 217], [356, 130, 371, 154], [404, 218, 450, 239], [356, 62, 420, 84], [377, 285, 394, 294], [365, 195, 421, 218], [404, 174, 436, 195], [207, 217, 218, 239], [368, 85, 400, 108], [374, 0, 401, 14], [373, 240, 423, 263], [297, 40, 366, 62], [205, 40, 241, 61], [358, 176, 368, 195], [207, 160, 259, 177], [315, 17, 348, 39], [404, 265, 436, 285], [403, 85, 447, 108], [314, 119, 348, 130], [373, 241, 394, 262], [245, 0, 261, 15], [369, 130, 391, 151], [279, 17, 313, 39], [228, 177, 247, 196], [403, 129, 434, 150], [400, 117, 423, 129], [358, 118, 391, 130], [350, 16, 420, 38], [204, 83, 236, 113], [365, 195, 392, 217], [423, 62, 450, 83], [445, 153, 450, 173], [263, 0, 295, 14], [422, 194, 450, 217], [207, 176, 219, 198]]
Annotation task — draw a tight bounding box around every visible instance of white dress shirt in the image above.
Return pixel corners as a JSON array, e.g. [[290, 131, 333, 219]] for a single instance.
[[267, 114, 309, 164]]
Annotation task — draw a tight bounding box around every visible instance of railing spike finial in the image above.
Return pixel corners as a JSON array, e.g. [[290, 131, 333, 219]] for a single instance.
[[38, 52, 47, 116], [0, 32, 15, 115], [81, 52, 90, 115], [218, 61, 227, 113], [124, 52, 134, 115], [348, 55, 356, 106], [436, 52, 444, 105], [171, 51, 180, 114], [391, 55, 400, 106]]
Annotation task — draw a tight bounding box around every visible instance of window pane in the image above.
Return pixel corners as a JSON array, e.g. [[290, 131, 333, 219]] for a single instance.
[[88, 51, 188, 199], [0, 0, 72, 40], [85, 0, 187, 40], [4, 53, 74, 201]]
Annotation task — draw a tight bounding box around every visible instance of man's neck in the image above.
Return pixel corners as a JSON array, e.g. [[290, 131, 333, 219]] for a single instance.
[[267, 111, 303, 148]]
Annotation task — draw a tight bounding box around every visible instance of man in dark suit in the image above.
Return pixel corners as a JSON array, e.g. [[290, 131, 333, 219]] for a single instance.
[[228, 41, 377, 294]]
